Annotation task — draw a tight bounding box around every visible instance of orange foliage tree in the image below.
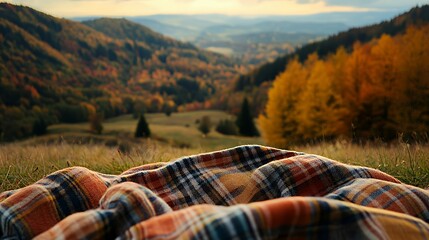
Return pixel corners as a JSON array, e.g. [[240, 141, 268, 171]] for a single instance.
[[260, 24, 429, 146]]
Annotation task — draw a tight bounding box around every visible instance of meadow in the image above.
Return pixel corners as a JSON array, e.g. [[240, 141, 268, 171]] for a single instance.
[[48, 110, 264, 150], [0, 110, 428, 192]]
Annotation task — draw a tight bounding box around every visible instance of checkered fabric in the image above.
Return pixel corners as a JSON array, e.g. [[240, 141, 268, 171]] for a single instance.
[[1, 145, 429, 239]]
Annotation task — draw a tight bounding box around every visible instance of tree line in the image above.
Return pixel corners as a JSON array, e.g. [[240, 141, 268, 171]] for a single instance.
[[259, 25, 429, 147]]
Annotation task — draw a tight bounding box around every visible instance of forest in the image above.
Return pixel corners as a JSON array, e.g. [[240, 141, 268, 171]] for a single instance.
[[0, 3, 240, 141], [259, 25, 429, 147]]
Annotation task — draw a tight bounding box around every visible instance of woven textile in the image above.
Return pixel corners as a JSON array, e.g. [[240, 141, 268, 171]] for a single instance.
[[1, 145, 429, 239]]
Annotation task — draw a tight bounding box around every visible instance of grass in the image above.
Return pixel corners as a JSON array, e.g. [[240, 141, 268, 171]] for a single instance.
[[0, 142, 201, 192], [1, 110, 428, 192], [295, 141, 429, 189], [49, 110, 264, 150], [1, 140, 428, 192]]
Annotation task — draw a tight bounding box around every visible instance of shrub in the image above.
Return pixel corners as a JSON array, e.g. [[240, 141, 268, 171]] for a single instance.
[[216, 119, 238, 136], [198, 116, 211, 136]]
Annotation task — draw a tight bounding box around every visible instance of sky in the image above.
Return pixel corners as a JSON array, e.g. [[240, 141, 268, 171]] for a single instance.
[[3, 0, 429, 17]]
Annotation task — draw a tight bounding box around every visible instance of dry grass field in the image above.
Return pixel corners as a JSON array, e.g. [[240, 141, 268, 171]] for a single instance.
[[1, 111, 428, 192]]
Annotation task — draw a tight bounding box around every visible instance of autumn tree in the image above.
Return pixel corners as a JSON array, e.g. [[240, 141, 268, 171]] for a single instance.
[[342, 42, 374, 140], [135, 113, 151, 138], [394, 26, 429, 140], [133, 99, 146, 119], [366, 34, 400, 140], [325, 47, 349, 137], [259, 24, 429, 145], [236, 98, 259, 137], [259, 58, 308, 147], [89, 112, 103, 135], [296, 58, 333, 140], [162, 100, 175, 117]]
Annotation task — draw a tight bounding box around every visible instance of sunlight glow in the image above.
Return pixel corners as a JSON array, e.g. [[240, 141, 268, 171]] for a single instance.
[[4, 0, 372, 17]]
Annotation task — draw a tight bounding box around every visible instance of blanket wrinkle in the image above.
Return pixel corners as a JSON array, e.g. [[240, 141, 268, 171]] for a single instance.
[[1, 145, 429, 239]]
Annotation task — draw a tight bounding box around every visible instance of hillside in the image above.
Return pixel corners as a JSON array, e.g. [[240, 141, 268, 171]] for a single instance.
[[0, 3, 238, 141], [128, 12, 399, 40], [126, 15, 348, 65], [237, 4, 429, 90], [82, 18, 192, 49]]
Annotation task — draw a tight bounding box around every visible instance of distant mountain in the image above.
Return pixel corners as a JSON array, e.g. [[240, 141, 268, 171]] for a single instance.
[[124, 15, 349, 65], [126, 17, 199, 41], [257, 11, 402, 27], [140, 14, 221, 31], [202, 21, 348, 36], [74, 11, 401, 42], [237, 4, 429, 90], [82, 18, 193, 49], [126, 16, 348, 41], [70, 11, 402, 80], [76, 13, 392, 65], [0, 3, 237, 141]]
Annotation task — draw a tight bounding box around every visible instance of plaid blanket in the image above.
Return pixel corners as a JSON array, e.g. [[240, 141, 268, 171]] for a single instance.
[[1, 145, 429, 239]]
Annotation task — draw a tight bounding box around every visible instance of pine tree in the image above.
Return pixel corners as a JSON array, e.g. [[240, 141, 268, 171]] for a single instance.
[[135, 113, 151, 138], [236, 98, 259, 137]]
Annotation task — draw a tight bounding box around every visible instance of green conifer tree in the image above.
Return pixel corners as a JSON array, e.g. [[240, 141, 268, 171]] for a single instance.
[[135, 113, 151, 138], [236, 98, 259, 137]]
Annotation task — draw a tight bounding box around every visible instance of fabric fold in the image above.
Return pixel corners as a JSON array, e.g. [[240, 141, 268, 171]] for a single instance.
[[0, 145, 428, 239]]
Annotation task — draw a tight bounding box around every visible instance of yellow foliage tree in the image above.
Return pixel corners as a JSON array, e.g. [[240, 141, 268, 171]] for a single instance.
[[342, 42, 374, 139], [296, 55, 345, 141], [367, 34, 400, 140], [259, 58, 308, 147], [394, 26, 429, 137], [259, 24, 429, 145], [326, 47, 350, 137]]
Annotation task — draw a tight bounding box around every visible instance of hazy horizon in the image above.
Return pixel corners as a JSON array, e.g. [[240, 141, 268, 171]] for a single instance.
[[2, 0, 428, 18]]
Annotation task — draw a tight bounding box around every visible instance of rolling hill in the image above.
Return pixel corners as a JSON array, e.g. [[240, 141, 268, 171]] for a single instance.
[[82, 18, 193, 49], [77, 12, 401, 66], [0, 3, 238, 141], [126, 17, 199, 41], [127, 11, 401, 40], [126, 15, 349, 65]]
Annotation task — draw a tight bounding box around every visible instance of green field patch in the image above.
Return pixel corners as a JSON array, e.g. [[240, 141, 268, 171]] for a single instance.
[[45, 111, 263, 151]]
